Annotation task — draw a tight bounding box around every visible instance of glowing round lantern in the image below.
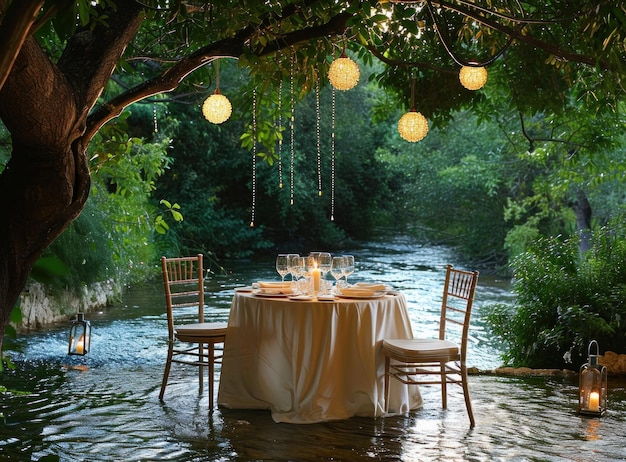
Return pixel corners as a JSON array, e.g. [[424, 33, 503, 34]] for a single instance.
[[398, 110, 429, 142], [202, 90, 232, 124], [459, 65, 488, 90], [328, 55, 360, 91]]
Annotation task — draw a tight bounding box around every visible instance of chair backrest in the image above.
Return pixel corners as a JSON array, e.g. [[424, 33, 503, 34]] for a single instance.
[[161, 254, 205, 339], [438, 264, 479, 358]]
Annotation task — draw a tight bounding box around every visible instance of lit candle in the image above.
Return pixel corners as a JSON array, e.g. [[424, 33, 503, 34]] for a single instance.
[[75, 336, 84, 354], [311, 266, 321, 294], [589, 391, 600, 412]]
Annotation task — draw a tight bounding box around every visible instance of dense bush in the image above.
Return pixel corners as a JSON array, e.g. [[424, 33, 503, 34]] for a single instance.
[[485, 215, 626, 369]]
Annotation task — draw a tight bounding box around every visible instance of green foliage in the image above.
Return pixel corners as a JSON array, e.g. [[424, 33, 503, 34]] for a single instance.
[[35, 112, 175, 287], [485, 215, 626, 369], [44, 197, 116, 287]]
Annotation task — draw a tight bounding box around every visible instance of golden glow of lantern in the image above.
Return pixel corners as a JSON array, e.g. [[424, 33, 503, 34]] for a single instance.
[[578, 340, 608, 417], [202, 89, 232, 124], [398, 110, 429, 142], [328, 55, 360, 91], [459, 65, 488, 90], [68, 312, 91, 356]]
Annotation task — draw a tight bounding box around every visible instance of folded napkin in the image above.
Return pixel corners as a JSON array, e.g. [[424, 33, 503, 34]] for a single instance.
[[258, 287, 293, 295], [354, 283, 387, 291], [258, 281, 292, 288], [339, 287, 377, 297]]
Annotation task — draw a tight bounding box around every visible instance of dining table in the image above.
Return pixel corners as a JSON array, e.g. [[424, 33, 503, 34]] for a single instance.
[[217, 289, 422, 423]]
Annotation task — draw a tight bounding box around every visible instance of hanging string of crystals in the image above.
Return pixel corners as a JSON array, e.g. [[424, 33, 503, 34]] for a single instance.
[[289, 53, 296, 206], [330, 87, 336, 221], [316, 76, 322, 197], [153, 103, 158, 133], [250, 87, 257, 227], [277, 80, 284, 189]]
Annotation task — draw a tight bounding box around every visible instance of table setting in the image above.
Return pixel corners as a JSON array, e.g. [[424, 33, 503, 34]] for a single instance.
[[239, 252, 394, 301], [218, 252, 422, 423]]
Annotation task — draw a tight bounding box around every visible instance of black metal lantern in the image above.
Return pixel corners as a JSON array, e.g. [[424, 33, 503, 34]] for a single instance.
[[68, 312, 91, 356], [578, 340, 607, 416]]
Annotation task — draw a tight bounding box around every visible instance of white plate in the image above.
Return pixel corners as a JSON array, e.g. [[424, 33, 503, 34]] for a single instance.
[[288, 295, 314, 301], [235, 286, 254, 292], [317, 295, 336, 301], [253, 290, 292, 298], [337, 291, 386, 299]]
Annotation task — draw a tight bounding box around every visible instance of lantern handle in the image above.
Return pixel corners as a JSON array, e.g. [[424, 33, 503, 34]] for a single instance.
[[588, 340, 600, 357]]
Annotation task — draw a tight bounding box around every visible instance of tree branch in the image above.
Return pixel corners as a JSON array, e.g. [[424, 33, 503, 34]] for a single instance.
[[0, 0, 44, 92], [84, 10, 352, 143]]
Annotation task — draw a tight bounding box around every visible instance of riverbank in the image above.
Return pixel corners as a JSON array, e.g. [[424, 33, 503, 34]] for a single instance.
[[17, 280, 121, 332]]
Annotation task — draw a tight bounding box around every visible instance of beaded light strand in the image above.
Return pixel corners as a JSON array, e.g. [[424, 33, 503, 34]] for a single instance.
[[289, 53, 295, 206], [316, 77, 322, 197], [153, 104, 158, 133], [331, 87, 336, 221], [277, 80, 284, 189], [250, 88, 257, 227]]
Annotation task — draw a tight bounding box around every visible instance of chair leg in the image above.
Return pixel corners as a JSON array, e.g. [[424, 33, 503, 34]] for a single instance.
[[207, 342, 215, 411], [198, 343, 204, 394], [461, 366, 475, 428], [384, 355, 390, 413], [159, 343, 174, 401], [440, 362, 447, 409]]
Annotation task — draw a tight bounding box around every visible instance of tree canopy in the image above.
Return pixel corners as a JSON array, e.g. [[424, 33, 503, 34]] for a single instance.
[[0, 0, 625, 353]]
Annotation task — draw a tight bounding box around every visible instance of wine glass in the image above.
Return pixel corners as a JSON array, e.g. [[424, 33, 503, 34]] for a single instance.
[[287, 253, 300, 281], [291, 256, 306, 292], [317, 252, 332, 277], [330, 256, 345, 287], [342, 255, 355, 285], [276, 254, 289, 282]]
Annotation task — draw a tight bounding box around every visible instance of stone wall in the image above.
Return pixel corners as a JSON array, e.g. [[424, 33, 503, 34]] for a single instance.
[[17, 280, 122, 332]]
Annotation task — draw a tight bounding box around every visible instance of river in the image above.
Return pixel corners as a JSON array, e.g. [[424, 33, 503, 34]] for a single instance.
[[1, 235, 625, 461]]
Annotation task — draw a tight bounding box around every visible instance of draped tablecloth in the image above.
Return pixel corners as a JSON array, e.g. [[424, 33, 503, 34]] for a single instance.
[[217, 292, 422, 423]]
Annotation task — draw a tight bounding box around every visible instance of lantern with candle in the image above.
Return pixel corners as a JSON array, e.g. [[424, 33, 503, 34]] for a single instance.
[[68, 312, 91, 356], [578, 340, 607, 416]]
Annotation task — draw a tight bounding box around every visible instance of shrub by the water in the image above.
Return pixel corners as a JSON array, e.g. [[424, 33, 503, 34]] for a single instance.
[[485, 216, 626, 369]]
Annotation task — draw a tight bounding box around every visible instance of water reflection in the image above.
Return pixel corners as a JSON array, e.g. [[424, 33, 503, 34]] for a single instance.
[[2, 236, 625, 461]]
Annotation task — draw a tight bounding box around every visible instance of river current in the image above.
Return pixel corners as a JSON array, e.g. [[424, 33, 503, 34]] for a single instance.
[[1, 235, 625, 461]]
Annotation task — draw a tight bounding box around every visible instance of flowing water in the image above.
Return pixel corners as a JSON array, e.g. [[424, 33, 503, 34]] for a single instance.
[[1, 235, 625, 461]]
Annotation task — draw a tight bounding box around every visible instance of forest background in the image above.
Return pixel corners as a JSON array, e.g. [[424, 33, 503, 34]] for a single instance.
[[1, 1, 625, 370]]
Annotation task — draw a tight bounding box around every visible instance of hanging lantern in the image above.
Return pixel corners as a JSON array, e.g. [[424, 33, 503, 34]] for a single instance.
[[398, 110, 428, 142], [68, 312, 91, 356], [328, 53, 360, 91], [202, 59, 232, 124], [398, 76, 428, 142], [202, 90, 232, 124], [459, 65, 488, 90], [578, 340, 607, 417]]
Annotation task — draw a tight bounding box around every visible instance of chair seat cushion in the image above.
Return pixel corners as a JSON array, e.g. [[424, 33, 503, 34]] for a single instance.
[[383, 338, 459, 362], [175, 322, 228, 338]]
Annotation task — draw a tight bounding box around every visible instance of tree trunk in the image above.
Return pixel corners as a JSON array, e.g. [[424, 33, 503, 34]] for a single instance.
[[0, 2, 145, 354], [573, 188, 593, 253]]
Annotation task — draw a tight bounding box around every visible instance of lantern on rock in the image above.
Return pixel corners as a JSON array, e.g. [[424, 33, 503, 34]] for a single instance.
[[459, 64, 488, 91], [578, 340, 607, 417], [68, 312, 91, 356]]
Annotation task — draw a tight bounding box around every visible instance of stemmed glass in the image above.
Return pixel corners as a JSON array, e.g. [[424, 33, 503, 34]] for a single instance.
[[331, 256, 345, 288], [276, 254, 289, 282], [342, 255, 355, 285], [291, 256, 306, 292], [287, 253, 300, 281], [317, 252, 332, 277]]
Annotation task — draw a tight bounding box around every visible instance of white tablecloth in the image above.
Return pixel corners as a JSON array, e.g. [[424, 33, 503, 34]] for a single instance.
[[217, 292, 422, 423]]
